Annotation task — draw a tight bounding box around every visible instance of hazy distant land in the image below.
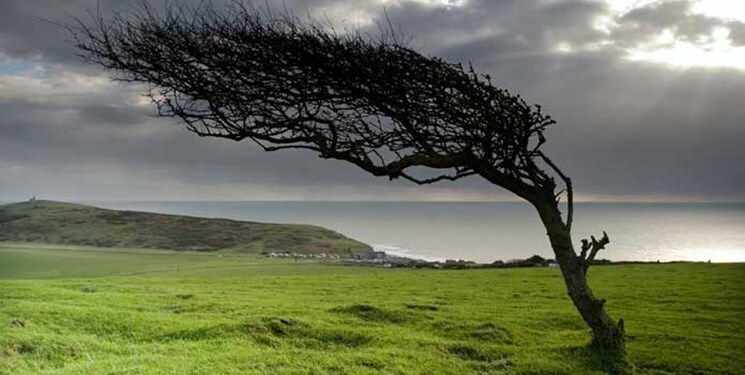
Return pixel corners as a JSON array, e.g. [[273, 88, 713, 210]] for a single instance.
[[68, 200, 745, 264], [0, 200, 371, 255]]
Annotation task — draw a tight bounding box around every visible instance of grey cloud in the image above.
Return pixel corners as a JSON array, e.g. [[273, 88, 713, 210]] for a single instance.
[[613, 0, 736, 47], [728, 21, 745, 46], [0, 80, 388, 188], [0, 0, 110, 62], [1, 0, 745, 201], [1, 0, 260, 66], [1, 0, 606, 66], [377, 0, 608, 58]]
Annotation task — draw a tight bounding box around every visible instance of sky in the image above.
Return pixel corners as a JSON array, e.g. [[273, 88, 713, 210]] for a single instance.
[[1, 0, 744, 202]]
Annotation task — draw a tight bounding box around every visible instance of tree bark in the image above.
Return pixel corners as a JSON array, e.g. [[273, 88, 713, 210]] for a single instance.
[[532, 199, 625, 352]]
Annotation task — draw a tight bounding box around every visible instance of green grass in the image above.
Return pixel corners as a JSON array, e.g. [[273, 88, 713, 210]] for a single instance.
[[1, 244, 744, 374], [0, 200, 371, 255], [0, 243, 367, 279]]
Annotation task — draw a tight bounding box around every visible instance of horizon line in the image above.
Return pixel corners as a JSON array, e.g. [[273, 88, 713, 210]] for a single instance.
[[3, 198, 745, 205]]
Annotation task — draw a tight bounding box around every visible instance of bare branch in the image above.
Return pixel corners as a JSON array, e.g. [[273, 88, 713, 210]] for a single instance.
[[538, 151, 573, 231], [68, 2, 556, 194], [579, 231, 610, 273]]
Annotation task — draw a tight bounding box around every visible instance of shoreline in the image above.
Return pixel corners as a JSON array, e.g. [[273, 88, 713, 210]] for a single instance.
[[341, 251, 738, 269], [25, 200, 744, 264], [370, 244, 742, 266]]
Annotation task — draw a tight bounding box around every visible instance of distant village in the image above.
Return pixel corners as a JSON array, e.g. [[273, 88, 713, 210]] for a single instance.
[[259, 250, 596, 270]]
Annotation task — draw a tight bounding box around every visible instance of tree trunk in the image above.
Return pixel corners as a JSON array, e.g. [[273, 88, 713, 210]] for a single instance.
[[533, 200, 625, 352]]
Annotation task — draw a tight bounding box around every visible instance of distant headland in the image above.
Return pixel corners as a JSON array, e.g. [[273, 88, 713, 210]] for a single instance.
[[0, 200, 371, 255]]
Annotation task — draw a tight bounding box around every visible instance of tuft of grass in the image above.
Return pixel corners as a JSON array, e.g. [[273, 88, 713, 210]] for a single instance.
[[331, 304, 413, 324], [405, 303, 439, 311], [80, 285, 96, 293]]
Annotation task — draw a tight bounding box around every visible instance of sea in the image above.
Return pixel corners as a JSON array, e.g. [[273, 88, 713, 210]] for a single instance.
[[75, 201, 745, 264]]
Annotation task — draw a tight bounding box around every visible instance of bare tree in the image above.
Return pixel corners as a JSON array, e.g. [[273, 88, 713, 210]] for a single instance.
[[69, 2, 625, 354]]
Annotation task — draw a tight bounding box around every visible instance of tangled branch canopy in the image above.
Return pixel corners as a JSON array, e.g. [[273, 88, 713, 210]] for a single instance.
[[71, 2, 565, 204]]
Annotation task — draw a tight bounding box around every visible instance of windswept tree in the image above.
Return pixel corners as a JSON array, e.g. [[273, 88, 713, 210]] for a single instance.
[[70, 2, 625, 353]]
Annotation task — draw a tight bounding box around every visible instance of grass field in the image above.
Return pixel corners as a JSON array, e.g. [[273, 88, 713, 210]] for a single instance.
[[1, 243, 744, 374]]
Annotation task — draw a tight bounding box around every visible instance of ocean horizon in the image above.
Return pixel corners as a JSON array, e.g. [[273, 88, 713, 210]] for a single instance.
[[14, 200, 733, 264]]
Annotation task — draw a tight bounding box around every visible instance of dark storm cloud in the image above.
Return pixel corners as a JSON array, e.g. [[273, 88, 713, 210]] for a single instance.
[[0, 86, 367, 186], [534, 58, 745, 198], [374, 0, 608, 59], [1, 0, 744, 201], [0, 0, 127, 63], [612, 0, 742, 47]]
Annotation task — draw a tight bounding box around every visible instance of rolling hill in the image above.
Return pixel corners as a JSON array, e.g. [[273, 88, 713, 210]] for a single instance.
[[0, 200, 371, 255]]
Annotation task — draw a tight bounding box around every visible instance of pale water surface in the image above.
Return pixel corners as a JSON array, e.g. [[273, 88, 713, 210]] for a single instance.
[[79, 201, 745, 263]]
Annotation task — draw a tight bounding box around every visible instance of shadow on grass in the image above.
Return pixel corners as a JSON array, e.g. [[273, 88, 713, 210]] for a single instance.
[[561, 344, 630, 375], [157, 317, 374, 350], [330, 304, 413, 324], [432, 320, 514, 345], [444, 343, 513, 373]]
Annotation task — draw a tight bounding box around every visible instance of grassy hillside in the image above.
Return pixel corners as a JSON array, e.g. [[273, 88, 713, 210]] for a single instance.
[[0, 200, 371, 255], [0, 244, 744, 374]]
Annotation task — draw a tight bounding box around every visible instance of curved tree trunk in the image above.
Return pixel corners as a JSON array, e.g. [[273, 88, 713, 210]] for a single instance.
[[532, 199, 625, 352]]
